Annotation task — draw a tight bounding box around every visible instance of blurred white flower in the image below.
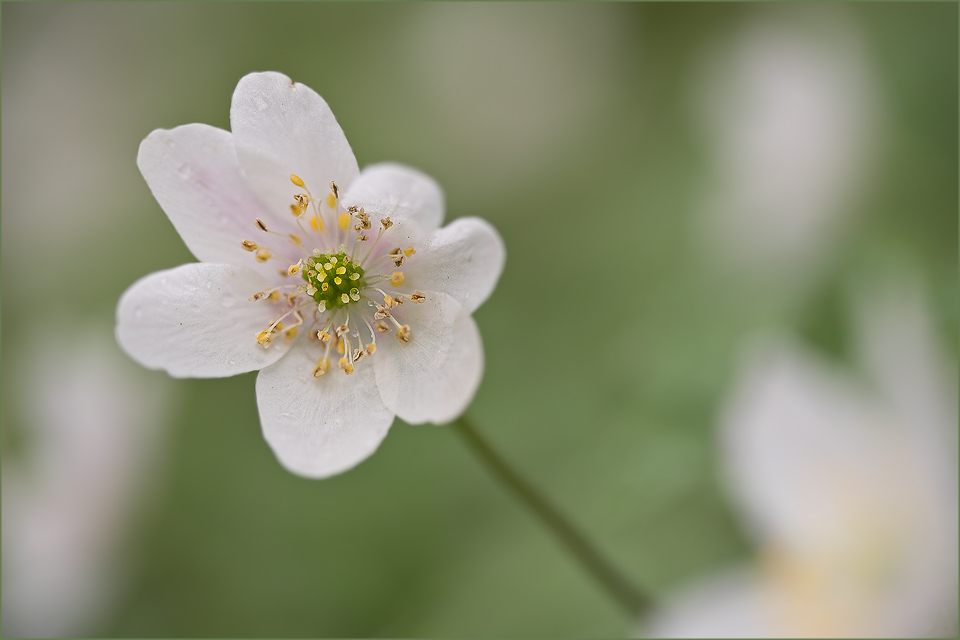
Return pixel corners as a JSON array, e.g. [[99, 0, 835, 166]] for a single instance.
[[2, 328, 171, 638], [643, 286, 958, 637], [116, 72, 505, 478], [691, 8, 882, 282]]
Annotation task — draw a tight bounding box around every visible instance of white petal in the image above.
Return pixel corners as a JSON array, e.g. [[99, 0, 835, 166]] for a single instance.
[[256, 344, 394, 478], [374, 292, 483, 425], [230, 71, 359, 219], [641, 568, 779, 638], [719, 338, 900, 550], [341, 163, 444, 247], [401, 217, 505, 313], [115, 263, 293, 378], [137, 124, 302, 276]]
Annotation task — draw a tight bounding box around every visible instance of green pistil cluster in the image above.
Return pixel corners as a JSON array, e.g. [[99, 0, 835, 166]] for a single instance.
[[302, 250, 365, 309]]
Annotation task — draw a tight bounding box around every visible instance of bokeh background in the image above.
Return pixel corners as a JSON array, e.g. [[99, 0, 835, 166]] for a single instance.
[[2, 2, 956, 637]]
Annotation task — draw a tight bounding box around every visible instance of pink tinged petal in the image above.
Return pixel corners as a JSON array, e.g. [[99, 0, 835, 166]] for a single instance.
[[137, 124, 299, 277], [341, 163, 445, 248], [115, 263, 293, 378], [256, 344, 394, 479], [374, 292, 484, 425], [230, 71, 359, 219], [402, 217, 505, 314]]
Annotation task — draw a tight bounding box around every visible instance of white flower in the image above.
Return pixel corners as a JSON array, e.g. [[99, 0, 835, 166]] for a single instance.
[[643, 287, 958, 638], [116, 72, 505, 478], [691, 9, 881, 280], [2, 327, 170, 637]]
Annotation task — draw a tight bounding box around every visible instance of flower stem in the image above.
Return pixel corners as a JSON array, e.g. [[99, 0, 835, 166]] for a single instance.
[[451, 414, 653, 618]]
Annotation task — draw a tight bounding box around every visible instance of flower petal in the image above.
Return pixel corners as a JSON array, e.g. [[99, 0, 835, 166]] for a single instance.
[[230, 71, 359, 219], [115, 263, 294, 378], [137, 123, 303, 276], [402, 217, 505, 313], [641, 568, 779, 638], [256, 344, 394, 478], [341, 163, 444, 247], [719, 338, 898, 550], [374, 292, 483, 425]]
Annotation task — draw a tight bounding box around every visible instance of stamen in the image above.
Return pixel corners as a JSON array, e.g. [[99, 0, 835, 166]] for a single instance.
[[396, 324, 411, 343], [313, 357, 330, 378], [256, 249, 272, 262], [381, 217, 393, 229], [410, 291, 426, 303], [404, 246, 416, 257], [390, 271, 405, 287], [290, 174, 306, 188], [256, 218, 269, 232], [241, 240, 258, 252]]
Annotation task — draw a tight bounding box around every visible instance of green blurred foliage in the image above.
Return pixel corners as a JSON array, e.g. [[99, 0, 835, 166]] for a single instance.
[[2, 2, 956, 637]]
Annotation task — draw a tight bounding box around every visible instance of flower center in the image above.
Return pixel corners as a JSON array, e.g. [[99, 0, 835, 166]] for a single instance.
[[301, 250, 365, 310], [243, 174, 428, 378]]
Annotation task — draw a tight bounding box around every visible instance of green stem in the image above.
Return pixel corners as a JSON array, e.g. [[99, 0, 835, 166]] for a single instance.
[[451, 414, 653, 618]]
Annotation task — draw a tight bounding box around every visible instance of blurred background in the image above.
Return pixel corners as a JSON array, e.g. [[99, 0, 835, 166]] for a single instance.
[[1, 3, 956, 637]]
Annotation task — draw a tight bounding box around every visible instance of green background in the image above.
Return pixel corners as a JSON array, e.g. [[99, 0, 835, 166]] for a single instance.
[[2, 3, 956, 637]]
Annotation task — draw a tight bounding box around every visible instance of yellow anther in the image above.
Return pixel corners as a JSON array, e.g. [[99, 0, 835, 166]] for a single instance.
[[340, 293, 350, 304], [313, 357, 330, 378], [366, 342, 376, 355], [381, 217, 393, 229], [289, 234, 303, 246], [330, 182, 339, 198], [241, 239, 258, 252], [338, 357, 354, 375], [256, 330, 273, 347], [337, 338, 345, 354], [256, 218, 269, 232], [396, 325, 412, 343], [383, 295, 394, 308], [293, 193, 309, 208], [290, 204, 301, 216], [285, 327, 298, 338], [291, 174, 306, 188], [375, 321, 390, 333], [404, 246, 416, 257], [310, 217, 320, 231], [317, 330, 330, 344], [255, 249, 272, 263], [411, 291, 426, 303], [390, 271, 405, 287], [338, 213, 350, 230], [268, 291, 281, 302], [288, 263, 301, 276], [250, 292, 265, 301]]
